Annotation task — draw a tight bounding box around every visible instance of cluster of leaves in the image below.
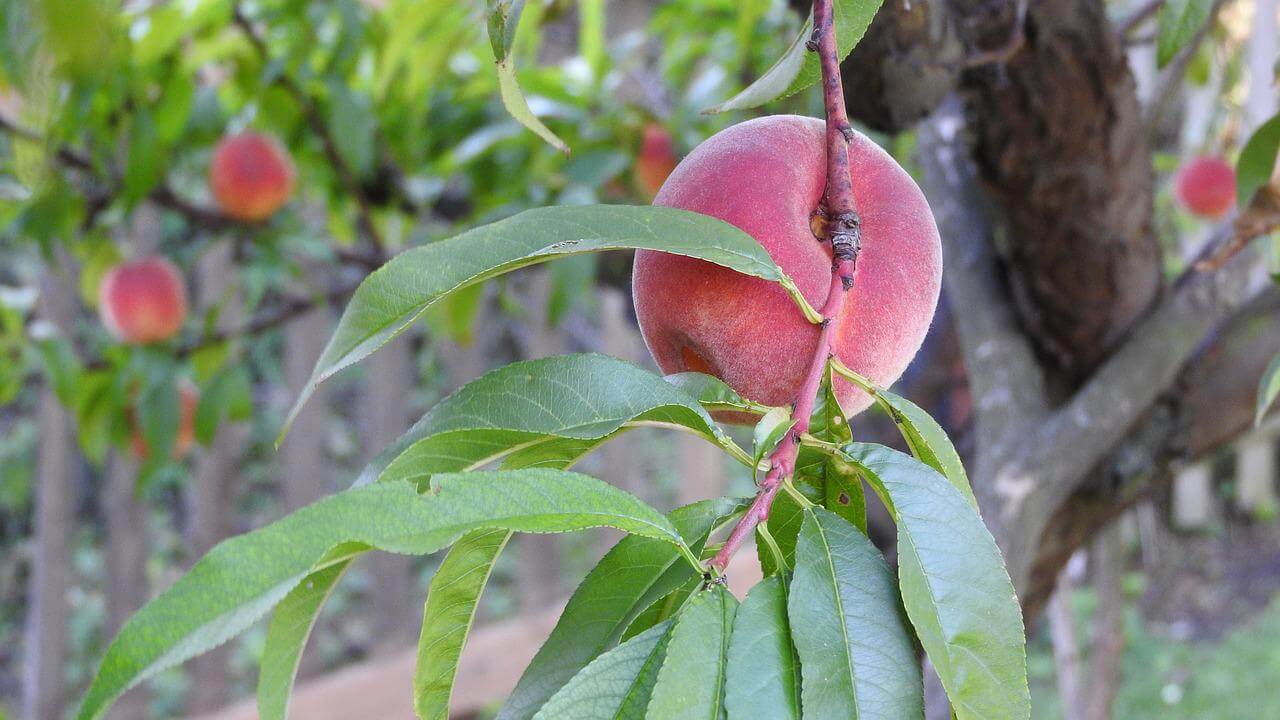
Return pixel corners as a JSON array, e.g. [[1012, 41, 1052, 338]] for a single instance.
[[77, 202, 1029, 719]]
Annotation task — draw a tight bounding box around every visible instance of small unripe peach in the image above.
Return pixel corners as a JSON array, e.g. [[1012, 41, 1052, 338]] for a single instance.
[[209, 132, 296, 222], [99, 257, 188, 344], [634, 123, 679, 200], [633, 115, 942, 420], [130, 381, 199, 460], [1174, 155, 1236, 220]]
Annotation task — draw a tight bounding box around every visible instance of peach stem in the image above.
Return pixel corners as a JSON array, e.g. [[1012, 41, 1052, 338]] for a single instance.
[[709, 0, 860, 574]]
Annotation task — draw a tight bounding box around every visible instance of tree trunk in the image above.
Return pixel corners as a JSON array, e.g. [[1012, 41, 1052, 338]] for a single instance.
[[102, 454, 151, 720], [1084, 522, 1125, 720], [184, 243, 245, 714], [22, 270, 79, 720], [1048, 567, 1085, 720], [361, 334, 419, 654]]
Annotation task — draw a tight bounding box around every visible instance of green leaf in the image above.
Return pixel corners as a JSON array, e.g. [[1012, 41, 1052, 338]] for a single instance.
[[725, 577, 800, 720], [256, 561, 351, 720], [364, 353, 746, 486], [707, 0, 883, 113], [841, 444, 1029, 720], [499, 497, 743, 720], [1238, 113, 1280, 208], [645, 586, 737, 720], [757, 486, 806, 577], [423, 279, 486, 345], [621, 575, 700, 642], [496, 58, 569, 153], [124, 110, 163, 205], [837, 366, 976, 508], [414, 528, 511, 720], [1157, 0, 1214, 67], [484, 0, 565, 151], [283, 205, 783, 438], [155, 67, 194, 144], [751, 406, 794, 471], [532, 620, 675, 720], [1256, 351, 1280, 426], [663, 372, 767, 417], [77, 470, 689, 720], [823, 458, 867, 533], [486, 0, 526, 61], [327, 82, 377, 178], [788, 507, 923, 719]]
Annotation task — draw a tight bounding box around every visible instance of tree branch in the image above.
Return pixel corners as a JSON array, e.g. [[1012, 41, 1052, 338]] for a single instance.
[[709, 0, 861, 572], [998, 233, 1271, 589], [1115, 0, 1164, 37], [917, 99, 1049, 478]]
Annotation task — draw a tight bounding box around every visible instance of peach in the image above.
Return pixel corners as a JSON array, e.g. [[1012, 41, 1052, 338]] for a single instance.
[[1174, 155, 1236, 220], [634, 123, 679, 200], [130, 381, 199, 460], [632, 115, 942, 419], [99, 257, 188, 344], [209, 132, 296, 221]]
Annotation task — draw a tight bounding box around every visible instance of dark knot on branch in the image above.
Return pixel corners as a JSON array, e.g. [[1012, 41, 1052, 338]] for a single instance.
[[830, 210, 861, 262]]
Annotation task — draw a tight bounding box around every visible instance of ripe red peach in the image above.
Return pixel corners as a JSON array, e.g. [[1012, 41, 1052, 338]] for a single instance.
[[632, 115, 942, 419], [98, 257, 188, 344], [209, 132, 296, 222], [129, 381, 199, 460], [634, 123, 679, 200], [1174, 155, 1236, 220]]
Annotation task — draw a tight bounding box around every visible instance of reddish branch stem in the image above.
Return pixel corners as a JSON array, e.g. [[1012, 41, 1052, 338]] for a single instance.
[[709, 0, 860, 573]]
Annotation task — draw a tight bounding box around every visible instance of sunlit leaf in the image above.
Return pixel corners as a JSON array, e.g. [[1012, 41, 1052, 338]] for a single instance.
[[1157, 0, 1214, 67], [283, 206, 784, 439], [1238, 114, 1280, 209], [77, 470, 690, 720]]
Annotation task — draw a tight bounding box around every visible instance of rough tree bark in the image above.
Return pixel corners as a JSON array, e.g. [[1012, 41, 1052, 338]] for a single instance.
[[22, 268, 79, 720], [959, 0, 1160, 383]]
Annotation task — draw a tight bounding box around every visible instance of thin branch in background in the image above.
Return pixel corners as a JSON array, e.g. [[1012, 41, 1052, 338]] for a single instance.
[[231, 4, 384, 249], [709, 0, 862, 572], [1116, 0, 1164, 38]]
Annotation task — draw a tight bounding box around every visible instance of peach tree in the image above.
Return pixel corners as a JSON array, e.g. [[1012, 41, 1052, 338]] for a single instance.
[[75, 1, 1030, 719]]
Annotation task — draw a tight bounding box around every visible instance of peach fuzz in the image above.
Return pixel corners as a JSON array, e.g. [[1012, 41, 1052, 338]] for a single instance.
[[632, 115, 942, 420], [1174, 155, 1236, 220], [99, 257, 188, 344], [209, 132, 296, 222]]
